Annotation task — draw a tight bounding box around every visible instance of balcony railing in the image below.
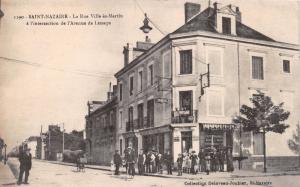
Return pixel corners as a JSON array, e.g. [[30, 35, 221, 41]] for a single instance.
[[171, 110, 198, 123]]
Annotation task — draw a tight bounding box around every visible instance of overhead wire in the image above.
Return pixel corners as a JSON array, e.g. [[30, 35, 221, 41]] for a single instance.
[[0, 56, 115, 78]]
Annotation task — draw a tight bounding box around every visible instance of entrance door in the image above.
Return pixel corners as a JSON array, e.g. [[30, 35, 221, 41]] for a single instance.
[[181, 131, 192, 153]]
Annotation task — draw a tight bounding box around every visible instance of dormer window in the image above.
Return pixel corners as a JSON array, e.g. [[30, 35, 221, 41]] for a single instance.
[[222, 17, 231, 34]]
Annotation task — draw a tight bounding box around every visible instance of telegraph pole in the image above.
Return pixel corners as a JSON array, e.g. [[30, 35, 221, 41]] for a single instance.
[[62, 123, 65, 160]]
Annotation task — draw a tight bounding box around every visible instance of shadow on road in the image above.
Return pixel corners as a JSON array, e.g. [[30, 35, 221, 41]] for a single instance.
[[1, 182, 16, 186]]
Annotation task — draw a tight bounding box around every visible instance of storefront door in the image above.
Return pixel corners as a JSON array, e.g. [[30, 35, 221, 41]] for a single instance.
[[181, 131, 192, 153]]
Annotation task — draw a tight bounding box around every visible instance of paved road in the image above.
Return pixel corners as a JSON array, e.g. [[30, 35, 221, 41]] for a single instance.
[[4, 158, 300, 187]]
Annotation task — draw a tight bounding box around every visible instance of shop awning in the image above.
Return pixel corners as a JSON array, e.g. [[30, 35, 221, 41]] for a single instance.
[[200, 123, 236, 130]]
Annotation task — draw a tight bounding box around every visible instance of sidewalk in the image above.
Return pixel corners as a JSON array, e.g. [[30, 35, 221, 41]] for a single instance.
[[37, 159, 300, 180], [0, 162, 17, 187]]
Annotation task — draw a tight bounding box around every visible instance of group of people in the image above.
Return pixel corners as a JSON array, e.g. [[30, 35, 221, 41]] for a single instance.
[[113, 147, 173, 178], [113, 146, 234, 178], [177, 147, 234, 176]]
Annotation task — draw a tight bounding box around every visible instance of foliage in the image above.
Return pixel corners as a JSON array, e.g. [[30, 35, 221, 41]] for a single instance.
[[287, 123, 300, 155], [233, 91, 290, 134]]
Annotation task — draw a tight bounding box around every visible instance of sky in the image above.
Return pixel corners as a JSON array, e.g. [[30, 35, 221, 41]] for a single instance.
[[0, 0, 299, 150]]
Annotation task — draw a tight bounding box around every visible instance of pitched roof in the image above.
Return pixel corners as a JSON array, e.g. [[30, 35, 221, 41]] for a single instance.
[[172, 7, 275, 42]]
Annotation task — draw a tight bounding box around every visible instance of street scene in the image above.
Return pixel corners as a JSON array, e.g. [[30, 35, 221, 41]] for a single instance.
[[0, 0, 300, 186]]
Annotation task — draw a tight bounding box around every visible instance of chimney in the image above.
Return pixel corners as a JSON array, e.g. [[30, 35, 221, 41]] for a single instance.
[[213, 2, 220, 11], [123, 43, 133, 67], [184, 2, 201, 23], [236, 7, 241, 22]]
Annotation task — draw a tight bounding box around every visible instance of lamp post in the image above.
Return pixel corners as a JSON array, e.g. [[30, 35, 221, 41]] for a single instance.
[[4, 144, 7, 165]]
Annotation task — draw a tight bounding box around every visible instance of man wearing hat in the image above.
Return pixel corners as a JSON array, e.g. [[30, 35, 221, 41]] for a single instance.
[[17, 147, 32, 185], [125, 146, 136, 178], [113, 150, 122, 175]]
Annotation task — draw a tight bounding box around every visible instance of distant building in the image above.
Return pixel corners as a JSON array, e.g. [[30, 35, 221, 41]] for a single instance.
[[85, 84, 118, 165], [24, 136, 39, 158]]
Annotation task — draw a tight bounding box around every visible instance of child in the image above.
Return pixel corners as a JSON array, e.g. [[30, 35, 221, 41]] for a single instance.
[[177, 154, 183, 176]]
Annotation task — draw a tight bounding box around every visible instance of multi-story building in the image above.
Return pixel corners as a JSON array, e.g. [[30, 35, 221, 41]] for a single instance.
[[114, 2, 299, 171], [85, 84, 118, 165]]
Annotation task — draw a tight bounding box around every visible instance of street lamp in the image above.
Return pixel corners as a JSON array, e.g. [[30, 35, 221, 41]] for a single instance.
[[139, 13, 152, 34], [4, 144, 7, 165]]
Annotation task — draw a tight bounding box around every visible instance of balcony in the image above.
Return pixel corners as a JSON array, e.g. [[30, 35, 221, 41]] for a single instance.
[[171, 110, 198, 123]]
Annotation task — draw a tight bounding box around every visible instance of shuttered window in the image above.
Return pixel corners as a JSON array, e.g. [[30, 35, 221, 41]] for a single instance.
[[147, 99, 154, 127], [252, 56, 264, 80], [137, 103, 144, 128], [129, 76, 134, 96], [180, 50, 192, 74]]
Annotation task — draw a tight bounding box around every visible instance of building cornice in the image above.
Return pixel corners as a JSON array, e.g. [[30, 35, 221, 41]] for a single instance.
[[170, 31, 300, 51]]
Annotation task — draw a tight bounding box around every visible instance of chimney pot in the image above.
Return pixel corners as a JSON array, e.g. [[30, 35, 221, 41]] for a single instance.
[[184, 2, 201, 23]]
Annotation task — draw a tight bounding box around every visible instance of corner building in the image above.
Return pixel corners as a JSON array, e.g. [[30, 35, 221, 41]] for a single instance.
[[114, 2, 299, 170]]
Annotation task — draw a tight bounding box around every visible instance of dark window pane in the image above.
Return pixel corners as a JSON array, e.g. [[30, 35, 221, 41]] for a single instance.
[[130, 76, 134, 95], [222, 17, 231, 34], [119, 83, 123, 101], [147, 99, 154, 127], [180, 50, 192, 74], [283, 60, 290, 73]]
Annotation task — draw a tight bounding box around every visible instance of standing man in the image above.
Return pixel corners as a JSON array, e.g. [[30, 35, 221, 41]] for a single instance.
[[113, 150, 122, 175], [164, 150, 173, 175], [17, 147, 32, 185], [137, 149, 145, 175], [125, 146, 136, 178]]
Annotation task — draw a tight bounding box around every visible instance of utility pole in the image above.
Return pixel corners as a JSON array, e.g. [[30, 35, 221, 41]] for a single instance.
[[62, 123, 65, 160], [48, 127, 51, 160]]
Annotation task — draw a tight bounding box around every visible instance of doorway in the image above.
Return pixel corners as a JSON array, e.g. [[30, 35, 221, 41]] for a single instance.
[[181, 131, 192, 153]]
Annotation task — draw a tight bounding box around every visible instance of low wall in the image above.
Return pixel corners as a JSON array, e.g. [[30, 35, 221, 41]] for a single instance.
[[241, 156, 300, 172]]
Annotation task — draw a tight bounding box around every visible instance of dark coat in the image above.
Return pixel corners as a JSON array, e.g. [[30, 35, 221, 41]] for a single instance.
[[19, 152, 32, 170], [125, 149, 136, 163], [113, 153, 122, 165], [164, 153, 173, 165], [177, 157, 183, 168]]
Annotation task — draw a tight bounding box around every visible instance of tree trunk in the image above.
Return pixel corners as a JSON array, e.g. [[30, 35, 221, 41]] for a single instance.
[[263, 130, 267, 173]]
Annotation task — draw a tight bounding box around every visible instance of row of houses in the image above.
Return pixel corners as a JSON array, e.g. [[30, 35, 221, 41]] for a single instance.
[[85, 2, 300, 171]]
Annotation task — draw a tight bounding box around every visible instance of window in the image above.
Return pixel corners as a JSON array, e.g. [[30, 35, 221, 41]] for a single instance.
[[138, 71, 143, 92], [179, 50, 192, 74], [147, 99, 154, 127], [222, 17, 231, 34], [148, 64, 154, 86], [120, 139, 123, 156], [207, 89, 224, 116], [207, 48, 222, 76], [253, 133, 263, 155], [283, 60, 290, 73], [119, 111, 123, 129], [179, 91, 193, 112], [252, 56, 264, 80], [129, 76, 134, 96], [137, 103, 144, 129], [119, 83, 123, 101], [128, 106, 134, 131]]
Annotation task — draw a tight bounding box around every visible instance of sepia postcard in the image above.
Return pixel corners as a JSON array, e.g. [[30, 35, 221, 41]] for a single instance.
[[0, 0, 299, 186]]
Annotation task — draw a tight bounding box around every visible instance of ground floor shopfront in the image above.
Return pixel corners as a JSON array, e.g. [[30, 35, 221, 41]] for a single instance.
[[120, 123, 235, 162]]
